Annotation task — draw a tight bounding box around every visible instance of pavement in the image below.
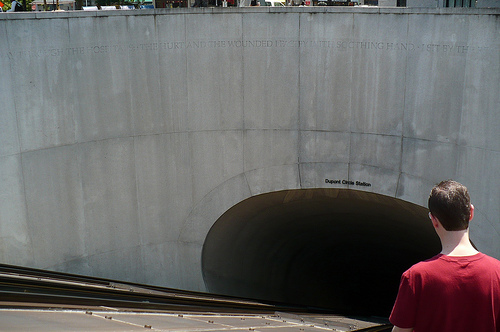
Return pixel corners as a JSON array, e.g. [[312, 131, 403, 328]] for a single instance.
[[0, 308, 386, 331]]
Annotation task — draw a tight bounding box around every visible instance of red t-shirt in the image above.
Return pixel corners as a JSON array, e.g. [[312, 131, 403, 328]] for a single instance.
[[390, 253, 500, 332]]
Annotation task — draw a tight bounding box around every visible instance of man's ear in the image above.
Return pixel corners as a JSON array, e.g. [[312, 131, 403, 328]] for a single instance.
[[429, 212, 439, 229], [469, 204, 474, 221]]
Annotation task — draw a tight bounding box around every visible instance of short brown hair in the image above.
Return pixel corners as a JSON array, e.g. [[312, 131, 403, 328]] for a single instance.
[[428, 180, 471, 231]]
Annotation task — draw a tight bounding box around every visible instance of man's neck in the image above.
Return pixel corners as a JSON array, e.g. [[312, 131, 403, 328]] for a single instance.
[[439, 229, 479, 256]]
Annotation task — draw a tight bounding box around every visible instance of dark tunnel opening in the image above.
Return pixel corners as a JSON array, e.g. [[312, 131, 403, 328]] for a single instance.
[[201, 189, 442, 317]]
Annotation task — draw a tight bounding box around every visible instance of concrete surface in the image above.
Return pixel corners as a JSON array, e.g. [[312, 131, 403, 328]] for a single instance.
[[0, 7, 499, 313], [476, 0, 500, 8], [0, 310, 383, 332]]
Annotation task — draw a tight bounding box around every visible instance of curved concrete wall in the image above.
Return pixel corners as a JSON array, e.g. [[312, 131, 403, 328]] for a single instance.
[[0, 8, 499, 293]]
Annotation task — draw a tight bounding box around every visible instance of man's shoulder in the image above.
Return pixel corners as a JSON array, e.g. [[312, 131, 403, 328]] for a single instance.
[[406, 253, 500, 275], [402, 254, 443, 276], [412, 254, 444, 267], [478, 253, 500, 267]]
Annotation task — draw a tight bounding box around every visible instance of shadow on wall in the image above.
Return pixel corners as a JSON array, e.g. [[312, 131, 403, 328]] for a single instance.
[[202, 189, 441, 316]]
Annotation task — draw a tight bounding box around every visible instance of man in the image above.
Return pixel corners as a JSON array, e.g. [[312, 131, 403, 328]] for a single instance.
[[390, 180, 500, 332], [7, 0, 22, 11]]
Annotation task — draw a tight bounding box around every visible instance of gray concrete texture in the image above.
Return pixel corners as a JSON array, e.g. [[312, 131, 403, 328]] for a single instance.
[[0, 8, 499, 293], [0, 310, 381, 331]]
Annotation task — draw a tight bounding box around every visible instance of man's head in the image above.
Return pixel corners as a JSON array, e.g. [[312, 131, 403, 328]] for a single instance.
[[428, 180, 472, 231]]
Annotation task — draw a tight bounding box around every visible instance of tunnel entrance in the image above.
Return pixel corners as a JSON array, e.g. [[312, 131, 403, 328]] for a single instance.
[[202, 189, 441, 316]]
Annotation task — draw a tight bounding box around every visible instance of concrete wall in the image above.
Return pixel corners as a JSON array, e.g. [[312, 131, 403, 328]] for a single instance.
[[378, 0, 398, 7], [0, 7, 499, 292], [477, 0, 500, 8], [406, 0, 438, 7]]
